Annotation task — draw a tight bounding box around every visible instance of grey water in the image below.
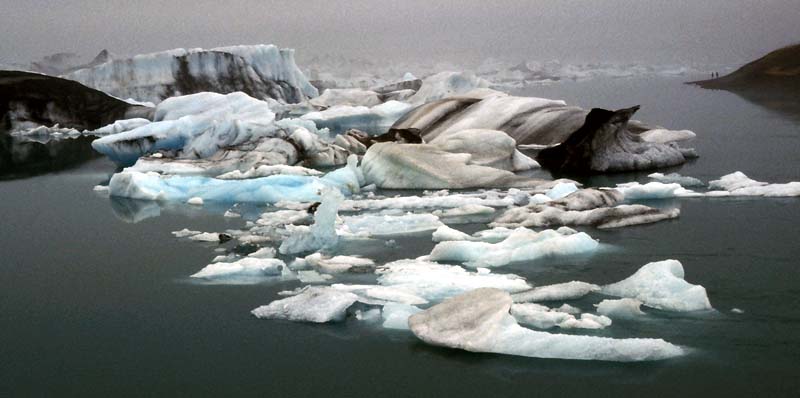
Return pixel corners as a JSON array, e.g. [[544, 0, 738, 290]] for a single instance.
[[2, 74, 799, 397]]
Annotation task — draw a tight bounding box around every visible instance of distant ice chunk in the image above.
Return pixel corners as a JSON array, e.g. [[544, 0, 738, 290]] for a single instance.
[[512, 281, 601, 303], [431, 225, 473, 242], [602, 259, 712, 312], [409, 288, 684, 361], [648, 172, 704, 187], [429, 228, 598, 268], [188, 232, 225, 242], [172, 228, 201, 238], [708, 171, 800, 197], [251, 286, 358, 323], [190, 257, 286, 281], [408, 71, 491, 105], [300, 100, 413, 136], [613, 182, 700, 200], [187, 196, 204, 206], [309, 88, 382, 108]]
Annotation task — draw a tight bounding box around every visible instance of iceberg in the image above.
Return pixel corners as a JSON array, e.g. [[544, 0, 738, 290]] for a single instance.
[[493, 203, 680, 229], [279, 188, 344, 254], [300, 101, 413, 136], [407, 71, 491, 105], [108, 154, 363, 203], [613, 181, 700, 200], [429, 228, 599, 268], [595, 298, 646, 318], [339, 213, 443, 237], [511, 304, 612, 330], [64, 44, 318, 104], [308, 88, 383, 108], [409, 288, 684, 361], [602, 260, 712, 312], [648, 172, 704, 187], [251, 286, 358, 323]]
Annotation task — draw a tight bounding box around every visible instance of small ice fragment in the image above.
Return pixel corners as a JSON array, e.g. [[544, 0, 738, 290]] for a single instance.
[[187, 197, 204, 206]]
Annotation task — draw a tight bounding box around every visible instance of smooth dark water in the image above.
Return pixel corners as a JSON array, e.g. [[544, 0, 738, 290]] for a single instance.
[[2, 74, 799, 397]]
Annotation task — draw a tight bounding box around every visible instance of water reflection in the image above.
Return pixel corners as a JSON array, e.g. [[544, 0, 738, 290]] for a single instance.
[[0, 133, 101, 180]]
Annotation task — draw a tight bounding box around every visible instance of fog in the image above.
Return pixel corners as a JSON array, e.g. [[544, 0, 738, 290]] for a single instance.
[[1, 0, 798, 66]]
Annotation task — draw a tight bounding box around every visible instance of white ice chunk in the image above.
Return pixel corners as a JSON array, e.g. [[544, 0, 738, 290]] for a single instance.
[[302, 253, 374, 273], [512, 281, 601, 303], [639, 129, 696, 144], [188, 232, 224, 242], [190, 257, 285, 280], [340, 213, 443, 237], [614, 182, 700, 200], [708, 171, 800, 197], [648, 172, 704, 187], [382, 303, 423, 330], [546, 182, 579, 200], [279, 188, 344, 254], [377, 259, 531, 302], [409, 288, 684, 361], [595, 298, 645, 318], [187, 196, 204, 206], [251, 286, 358, 323], [602, 259, 712, 312], [172, 228, 201, 238], [429, 228, 598, 268], [408, 71, 491, 105], [431, 225, 473, 242]]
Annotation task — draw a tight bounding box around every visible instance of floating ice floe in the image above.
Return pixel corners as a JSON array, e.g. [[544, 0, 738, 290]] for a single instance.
[[376, 259, 531, 302], [190, 257, 287, 283], [648, 172, 704, 187], [108, 154, 363, 203], [251, 286, 358, 323], [493, 203, 680, 229], [511, 303, 612, 330], [613, 181, 701, 200], [602, 259, 712, 312], [339, 213, 443, 237], [595, 298, 645, 318], [512, 281, 601, 303], [409, 288, 683, 361], [172, 228, 201, 238], [639, 129, 696, 144], [297, 253, 375, 273], [331, 284, 428, 306], [429, 228, 598, 268], [707, 171, 800, 197]]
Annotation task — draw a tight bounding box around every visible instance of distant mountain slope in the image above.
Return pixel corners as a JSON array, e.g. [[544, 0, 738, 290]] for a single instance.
[[691, 43, 800, 92]]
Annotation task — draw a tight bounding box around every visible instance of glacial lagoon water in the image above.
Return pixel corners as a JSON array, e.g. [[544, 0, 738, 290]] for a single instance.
[[2, 74, 799, 396]]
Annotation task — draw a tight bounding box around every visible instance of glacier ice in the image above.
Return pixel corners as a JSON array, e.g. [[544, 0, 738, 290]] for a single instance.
[[407, 71, 491, 105], [190, 257, 286, 282], [376, 259, 531, 302], [429, 228, 599, 268], [308, 88, 383, 108], [648, 172, 704, 187], [382, 303, 423, 330], [108, 154, 363, 203], [251, 286, 358, 323], [707, 171, 800, 197], [301, 100, 413, 136], [602, 259, 712, 312], [511, 281, 601, 303], [279, 188, 344, 255], [409, 288, 684, 361], [339, 213, 443, 237], [595, 298, 645, 318], [64, 44, 318, 104]]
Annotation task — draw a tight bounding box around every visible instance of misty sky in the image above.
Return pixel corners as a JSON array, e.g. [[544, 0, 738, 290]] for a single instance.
[[1, 0, 798, 66]]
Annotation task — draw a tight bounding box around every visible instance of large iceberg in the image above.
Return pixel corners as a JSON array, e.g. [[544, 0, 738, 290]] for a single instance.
[[409, 288, 684, 361], [64, 44, 318, 104]]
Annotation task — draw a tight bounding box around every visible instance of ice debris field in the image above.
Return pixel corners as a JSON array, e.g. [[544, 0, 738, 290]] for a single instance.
[[45, 44, 799, 363]]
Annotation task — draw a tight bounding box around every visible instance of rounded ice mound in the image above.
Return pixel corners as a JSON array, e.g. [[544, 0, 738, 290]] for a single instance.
[[602, 259, 712, 312], [409, 288, 684, 362], [251, 286, 358, 323]]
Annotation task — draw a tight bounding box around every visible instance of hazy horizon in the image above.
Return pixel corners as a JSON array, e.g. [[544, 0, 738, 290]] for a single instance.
[[2, 0, 799, 67]]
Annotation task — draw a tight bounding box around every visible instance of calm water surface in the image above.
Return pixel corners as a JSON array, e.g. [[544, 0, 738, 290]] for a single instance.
[[1, 74, 798, 397]]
